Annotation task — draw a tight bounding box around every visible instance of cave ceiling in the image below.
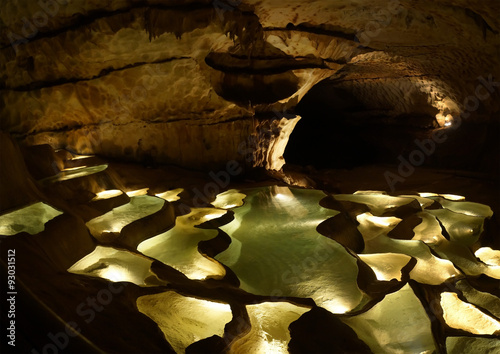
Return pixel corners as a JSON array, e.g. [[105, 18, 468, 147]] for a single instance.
[[0, 0, 499, 170]]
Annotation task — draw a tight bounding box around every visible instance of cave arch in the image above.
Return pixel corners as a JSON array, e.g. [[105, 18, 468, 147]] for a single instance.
[[284, 79, 439, 169]]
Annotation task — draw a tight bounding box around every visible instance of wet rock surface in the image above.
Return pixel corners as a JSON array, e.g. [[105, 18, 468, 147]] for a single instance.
[[1, 140, 498, 353]]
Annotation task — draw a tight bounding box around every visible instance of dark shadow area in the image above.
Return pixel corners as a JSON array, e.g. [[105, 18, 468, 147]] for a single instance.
[[284, 80, 436, 169], [285, 79, 500, 176], [284, 84, 375, 169], [284, 115, 377, 169]]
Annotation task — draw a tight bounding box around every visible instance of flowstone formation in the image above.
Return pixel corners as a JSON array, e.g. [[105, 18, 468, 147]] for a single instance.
[[3, 145, 497, 353], [133, 187, 498, 353]]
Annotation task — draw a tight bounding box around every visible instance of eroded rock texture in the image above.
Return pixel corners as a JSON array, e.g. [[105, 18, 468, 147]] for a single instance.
[[0, 0, 499, 170]]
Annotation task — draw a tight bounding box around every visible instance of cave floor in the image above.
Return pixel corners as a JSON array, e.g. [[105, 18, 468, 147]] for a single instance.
[[283, 163, 500, 249], [1, 151, 500, 353]]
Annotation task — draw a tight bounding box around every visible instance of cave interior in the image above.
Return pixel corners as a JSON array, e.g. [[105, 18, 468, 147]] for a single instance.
[[0, 1, 499, 353]]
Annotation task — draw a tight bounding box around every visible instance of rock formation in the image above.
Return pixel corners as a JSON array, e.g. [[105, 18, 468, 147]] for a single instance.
[[1, 0, 498, 170], [1, 1, 499, 353]]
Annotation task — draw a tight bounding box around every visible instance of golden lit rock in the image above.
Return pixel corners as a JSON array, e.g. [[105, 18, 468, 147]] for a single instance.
[[40, 164, 108, 183], [430, 197, 493, 218], [125, 188, 149, 197], [68, 245, 165, 287], [211, 189, 246, 209], [418, 193, 465, 201], [412, 212, 444, 245], [137, 208, 228, 280], [342, 284, 436, 353], [364, 235, 461, 285], [358, 253, 412, 281], [455, 280, 500, 319], [428, 208, 486, 246], [86, 195, 165, 239], [441, 292, 500, 335], [446, 337, 500, 354], [356, 212, 402, 240], [155, 188, 184, 202], [216, 186, 367, 314], [0, 202, 63, 235], [475, 247, 500, 267], [137, 291, 232, 353], [92, 189, 123, 201], [335, 193, 417, 216], [230, 302, 310, 353]]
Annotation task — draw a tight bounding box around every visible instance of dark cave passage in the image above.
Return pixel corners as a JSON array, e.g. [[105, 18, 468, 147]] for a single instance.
[[284, 80, 437, 170], [284, 112, 377, 169]]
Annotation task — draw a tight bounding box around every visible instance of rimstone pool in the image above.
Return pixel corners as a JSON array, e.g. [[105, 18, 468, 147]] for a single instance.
[[2, 159, 498, 353]]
